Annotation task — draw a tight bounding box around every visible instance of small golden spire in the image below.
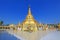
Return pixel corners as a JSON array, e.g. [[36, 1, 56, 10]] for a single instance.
[[18, 21, 20, 26]]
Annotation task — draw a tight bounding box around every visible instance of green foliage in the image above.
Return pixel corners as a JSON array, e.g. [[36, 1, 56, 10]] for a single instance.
[[0, 21, 3, 26], [6, 24, 9, 26]]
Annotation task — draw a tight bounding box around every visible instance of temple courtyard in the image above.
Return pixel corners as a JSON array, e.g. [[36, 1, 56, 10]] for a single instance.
[[6, 29, 60, 40]]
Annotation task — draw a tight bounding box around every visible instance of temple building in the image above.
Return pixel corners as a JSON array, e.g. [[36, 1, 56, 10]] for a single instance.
[[58, 24, 60, 30], [0, 7, 57, 32], [17, 7, 41, 32]]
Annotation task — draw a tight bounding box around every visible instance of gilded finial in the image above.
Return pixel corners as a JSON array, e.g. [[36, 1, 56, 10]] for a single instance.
[[28, 4, 30, 8], [28, 4, 31, 15]]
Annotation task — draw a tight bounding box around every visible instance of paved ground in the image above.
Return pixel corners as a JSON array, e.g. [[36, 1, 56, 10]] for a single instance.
[[7, 30, 57, 40]]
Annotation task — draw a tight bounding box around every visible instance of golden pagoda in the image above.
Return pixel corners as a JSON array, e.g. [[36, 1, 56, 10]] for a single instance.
[[21, 7, 40, 31]]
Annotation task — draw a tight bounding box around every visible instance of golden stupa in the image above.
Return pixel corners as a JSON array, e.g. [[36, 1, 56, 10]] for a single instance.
[[19, 7, 40, 31]]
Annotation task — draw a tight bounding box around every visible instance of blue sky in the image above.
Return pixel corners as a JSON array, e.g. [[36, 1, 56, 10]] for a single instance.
[[0, 0, 60, 24]]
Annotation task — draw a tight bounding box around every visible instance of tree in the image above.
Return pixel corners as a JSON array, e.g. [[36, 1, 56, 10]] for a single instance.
[[0, 21, 3, 26], [6, 24, 9, 26]]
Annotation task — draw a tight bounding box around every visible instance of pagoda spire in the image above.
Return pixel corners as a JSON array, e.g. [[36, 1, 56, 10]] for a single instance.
[[28, 5, 32, 15], [18, 21, 20, 26], [25, 6, 34, 20]]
